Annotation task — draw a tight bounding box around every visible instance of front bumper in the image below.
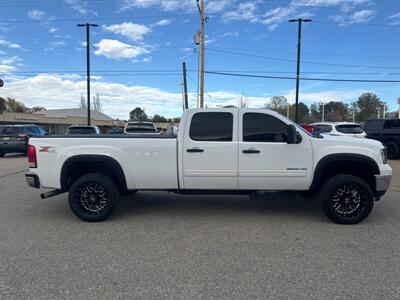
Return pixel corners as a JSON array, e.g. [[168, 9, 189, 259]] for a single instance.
[[26, 173, 40, 189], [375, 174, 391, 192]]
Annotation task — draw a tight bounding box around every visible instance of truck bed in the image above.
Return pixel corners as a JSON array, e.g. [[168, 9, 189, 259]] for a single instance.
[[29, 135, 179, 190]]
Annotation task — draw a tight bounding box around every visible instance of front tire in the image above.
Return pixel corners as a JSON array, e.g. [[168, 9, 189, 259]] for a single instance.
[[318, 174, 374, 224], [385, 141, 399, 159], [68, 173, 119, 222]]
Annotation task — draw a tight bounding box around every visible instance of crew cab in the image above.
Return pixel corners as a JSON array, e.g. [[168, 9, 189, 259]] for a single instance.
[[25, 108, 392, 224]]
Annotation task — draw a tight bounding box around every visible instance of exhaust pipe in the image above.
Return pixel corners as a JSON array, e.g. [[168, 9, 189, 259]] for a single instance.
[[41, 189, 63, 199]]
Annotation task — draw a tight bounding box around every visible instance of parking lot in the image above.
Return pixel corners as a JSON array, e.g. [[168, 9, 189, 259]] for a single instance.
[[0, 155, 399, 299]]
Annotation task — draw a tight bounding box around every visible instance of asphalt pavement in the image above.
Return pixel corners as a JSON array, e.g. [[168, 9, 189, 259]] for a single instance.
[[0, 154, 399, 299]]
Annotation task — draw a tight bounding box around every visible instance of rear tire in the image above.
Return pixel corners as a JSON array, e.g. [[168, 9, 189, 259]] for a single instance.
[[68, 173, 119, 222], [0, 151, 5, 157], [385, 141, 399, 159], [317, 174, 374, 224]]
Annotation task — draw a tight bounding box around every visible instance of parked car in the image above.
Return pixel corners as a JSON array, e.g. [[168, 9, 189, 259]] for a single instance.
[[109, 127, 124, 134], [301, 124, 313, 134], [363, 119, 400, 159], [66, 125, 101, 135], [0, 124, 47, 157], [26, 108, 391, 224], [311, 122, 366, 138], [124, 121, 160, 135]]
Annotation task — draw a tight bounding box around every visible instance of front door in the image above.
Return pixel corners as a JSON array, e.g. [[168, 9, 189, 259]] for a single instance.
[[238, 110, 313, 190], [182, 109, 238, 190]]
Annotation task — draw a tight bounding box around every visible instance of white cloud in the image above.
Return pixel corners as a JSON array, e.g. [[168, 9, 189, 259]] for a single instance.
[[27, 10, 46, 20], [63, 0, 97, 15], [221, 31, 240, 38], [0, 37, 21, 49], [329, 9, 376, 26], [120, 0, 195, 12], [152, 19, 173, 27], [103, 22, 151, 41], [387, 12, 400, 25], [292, 0, 369, 7], [222, 1, 259, 23], [94, 39, 150, 60], [283, 89, 366, 104], [0, 55, 21, 73], [0, 74, 184, 118], [49, 27, 59, 33]]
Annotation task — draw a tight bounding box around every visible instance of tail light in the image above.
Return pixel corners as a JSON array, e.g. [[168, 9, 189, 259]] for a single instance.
[[28, 145, 37, 168]]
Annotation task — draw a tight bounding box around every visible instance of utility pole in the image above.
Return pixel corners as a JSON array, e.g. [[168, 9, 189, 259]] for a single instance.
[[289, 18, 311, 123], [320, 102, 325, 122], [182, 62, 189, 109], [197, 0, 205, 108], [77, 23, 98, 126]]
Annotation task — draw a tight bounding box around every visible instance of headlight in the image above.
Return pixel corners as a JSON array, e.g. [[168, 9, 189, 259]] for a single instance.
[[380, 148, 387, 164]]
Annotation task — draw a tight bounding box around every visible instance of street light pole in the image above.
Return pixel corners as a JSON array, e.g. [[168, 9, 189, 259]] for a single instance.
[[77, 23, 98, 126], [289, 18, 311, 123]]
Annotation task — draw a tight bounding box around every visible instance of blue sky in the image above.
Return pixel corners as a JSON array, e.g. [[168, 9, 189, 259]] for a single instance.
[[0, 0, 399, 119]]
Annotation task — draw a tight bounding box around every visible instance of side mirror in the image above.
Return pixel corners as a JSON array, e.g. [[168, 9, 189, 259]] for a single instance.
[[287, 124, 297, 144]]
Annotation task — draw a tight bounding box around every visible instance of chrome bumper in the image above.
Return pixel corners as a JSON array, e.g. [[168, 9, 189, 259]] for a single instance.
[[375, 174, 391, 192]]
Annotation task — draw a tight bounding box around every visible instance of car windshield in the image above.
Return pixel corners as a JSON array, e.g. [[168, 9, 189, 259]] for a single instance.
[[1, 127, 22, 135], [67, 127, 96, 134], [125, 123, 157, 133], [335, 124, 363, 134]]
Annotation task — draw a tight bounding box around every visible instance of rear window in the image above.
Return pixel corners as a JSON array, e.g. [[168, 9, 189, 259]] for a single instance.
[[189, 112, 233, 142], [1, 127, 22, 135], [313, 124, 332, 133], [384, 120, 400, 129], [335, 124, 364, 134], [125, 123, 157, 133], [67, 127, 96, 134]]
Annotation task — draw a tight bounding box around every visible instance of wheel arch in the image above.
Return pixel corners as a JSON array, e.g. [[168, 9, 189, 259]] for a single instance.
[[310, 153, 380, 193], [60, 155, 128, 193]]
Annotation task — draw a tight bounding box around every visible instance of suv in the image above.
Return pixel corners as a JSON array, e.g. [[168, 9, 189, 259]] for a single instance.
[[311, 122, 366, 138], [363, 119, 400, 159], [0, 124, 47, 157], [66, 125, 101, 135]]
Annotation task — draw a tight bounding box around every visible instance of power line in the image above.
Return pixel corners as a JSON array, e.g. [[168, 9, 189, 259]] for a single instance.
[[207, 48, 400, 70], [205, 71, 400, 83]]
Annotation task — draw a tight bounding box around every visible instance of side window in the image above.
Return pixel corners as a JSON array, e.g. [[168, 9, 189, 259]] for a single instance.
[[366, 121, 380, 131], [189, 112, 233, 142], [243, 113, 288, 142], [384, 120, 400, 129]]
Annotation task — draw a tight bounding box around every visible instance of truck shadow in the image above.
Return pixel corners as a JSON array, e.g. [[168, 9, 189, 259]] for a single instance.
[[115, 191, 326, 223]]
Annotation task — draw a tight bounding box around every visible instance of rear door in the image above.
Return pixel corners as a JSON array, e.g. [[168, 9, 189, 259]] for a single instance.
[[238, 110, 313, 190], [182, 109, 238, 189]]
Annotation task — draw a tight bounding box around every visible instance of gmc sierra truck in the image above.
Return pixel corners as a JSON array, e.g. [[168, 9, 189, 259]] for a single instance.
[[25, 108, 392, 224]]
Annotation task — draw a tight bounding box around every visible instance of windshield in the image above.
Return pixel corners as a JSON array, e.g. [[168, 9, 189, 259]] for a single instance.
[[67, 127, 96, 134], [125, 123, 157, 133], [335, 124, 363, 134]]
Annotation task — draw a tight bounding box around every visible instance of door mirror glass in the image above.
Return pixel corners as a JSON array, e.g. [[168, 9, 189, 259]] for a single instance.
[[287, 124, 297, 144]]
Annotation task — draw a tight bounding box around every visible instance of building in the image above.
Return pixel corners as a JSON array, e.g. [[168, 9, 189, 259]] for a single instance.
[[0, 108, 126, 134]]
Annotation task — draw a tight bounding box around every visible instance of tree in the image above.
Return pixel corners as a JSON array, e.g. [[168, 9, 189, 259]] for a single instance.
[[289, 102, 309, 123], [266, 96, 288, 115], [355, 92, 384, 121], [31, 106, 46, 112], [0, 97, 6, 113], [152, 114, 168, 123], [92, 93, 102, 112], [310, 103, 321, 121], [79, 94, 87, 109], [129, 107, 148, 121], [5, 97, 29, 113], [324, 101, 348, 122]]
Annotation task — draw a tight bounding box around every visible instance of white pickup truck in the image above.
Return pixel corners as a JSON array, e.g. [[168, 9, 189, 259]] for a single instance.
[[25, 108, 392, 224]]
